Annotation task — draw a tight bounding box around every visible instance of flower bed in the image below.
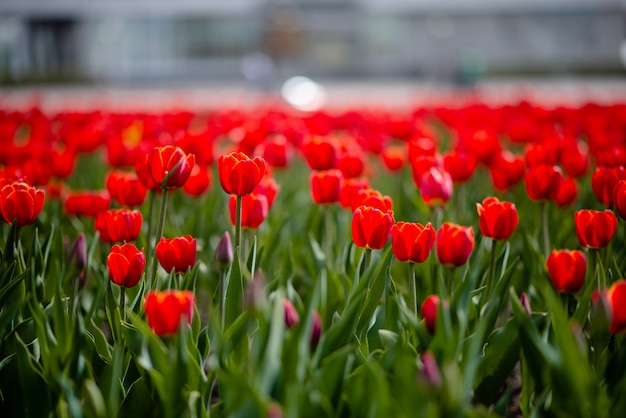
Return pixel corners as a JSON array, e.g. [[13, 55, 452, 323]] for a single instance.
[[1, 96, 626, 417]]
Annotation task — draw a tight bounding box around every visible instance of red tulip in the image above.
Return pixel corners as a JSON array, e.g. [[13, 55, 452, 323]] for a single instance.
[[64, 190, 110, 218], [0, 181, 45, 227], [560, 140, 589, 178], [381, 145, 405, 172], [337, 152, 365, 179], [574, 209, 618, 249], [436, 223, 474, 267], [146, 145, 195, 189], [489, 151, 525, 191], [156, 235, 197, 274], [229, 192, 269, 229], [607, 280, 626, 333], [261, 134, 293, 169], [524, 164, 563, 202], [546, 250, 586, 293], [218, 151, 266, 196], [443, 151, 477, 183], [591, 166, 626, 206], [183, 164, 212, 197], [135, 151, 161, 191], [310, 169, 342, 204], [421, 295, 440, 334], [95, 209, 143, 243], [476, 197, 518, 241], [339, 177, 369, 209], [391, 221, 436, 263], [255, 174, 280, 209], [418, 166, 453, 207], [351, 205, 394, 250], [144, 290, 195, 336], [555, 177, 578, 208], [350, 187, 392, 213], [301, 136, 337, 171], [106, 170, 148, 207], [107, 243, 145, 288], [614, 180, 626, 220]]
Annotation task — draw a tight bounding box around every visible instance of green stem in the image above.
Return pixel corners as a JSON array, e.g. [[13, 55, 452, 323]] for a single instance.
[[542, 202, 550, 258], [363, 248, 372, 273], [480, 239, 498, 310], [220, 269, 227, 332], [149, 188, 169, 290], [409, 262, 417, 317], [145, 190, 157, 284], [235, 195, 242, 258], [120, 287, 126, 321], [324, 205, 333, 266]]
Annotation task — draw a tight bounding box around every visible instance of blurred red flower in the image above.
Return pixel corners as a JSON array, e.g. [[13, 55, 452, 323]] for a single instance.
[[476, 197, 519, 241], [144, 290, 195, 336], [436, 223, 474, 267], [310, 169, 342, 204], [156, 235, 197, 274], [95, 209, 142, 243], [574, 209, 618, 249], [546, 249, 586, 293]]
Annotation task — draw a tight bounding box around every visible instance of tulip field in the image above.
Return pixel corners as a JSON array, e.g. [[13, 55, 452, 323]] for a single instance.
[[3, 89, 626, 417]]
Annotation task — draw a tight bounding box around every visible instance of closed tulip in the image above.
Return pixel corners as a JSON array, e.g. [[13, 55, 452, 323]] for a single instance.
[[555, 177, 578, 208], [351, 205, 394, 250], [228, 192, 269, 229], [591, 166, 626, 206], [64, 190, 110, 218], [391, 221, 436, 263], [476, 197, 518, 241], [418, 166, 453, 207], [421, 295, 440, 334], [301, 136, 337, 171], [524, 164, 563, 202], [574, 209, 618, 249], [156, 235, 197, 274], [183, 164, 212, 197], [339, 177, 369, 210], [146, 145, 195, 190], [107, 243, 145, 288], [615, 180, 626, 220], [436, 223, 474, 267], [607, 280, 626, 333], [95, 209, 143, 243], [489, 151, 525, 191], [0, 181, 45, 227], [546, 250, 586, 293], [310, 169, 342, 204], [144, 290, 195, 336], [105, 170, 147, 207], [218, 151, 266, 196], [350, 188, 393, 213], [443, 151, 478, 183]]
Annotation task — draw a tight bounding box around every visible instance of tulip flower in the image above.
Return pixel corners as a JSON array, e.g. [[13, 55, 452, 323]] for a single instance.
[[555, 177, 578, 208], [381, 145, 405, 172], [615, 180, 626, 220], [0, 181, 45, 227], [156, 235, 197, 274], [254, 175, 279, 209], [443, 151, 478, 183], [146, 145, 195, 190], [214, 231, 234, 267], [183, 164, 212, 197], [63, 190, 110, 218], [95, 209, 143, 243], [559, 140, 589, 178], [105, 170, 147, 207], [350, 188, 393, 213], [418, 166, 453, 207], [107, 243, 145, 288], [337, 152, 364, 179], [591, 166, 625, 206], [261, 134, 292, 169], [476, 197, 518, 241], [391, 222, 436, 264], [351, 205, 394, 251], [144, 290, 195, 336], [310, 169, 342, 204], [574, 209, 618, 249], [421, 294, 440, 334], [607, 280, 626, 333], [284, 299, 300, 328], [524, 164, 563, 202], [489, 151, 525, 191], [228, 192, 269, 229], [339, 177, 369, 210], [546, 250, 586, 293], [217, 151, 266, 196], [301, 136, 337, 171], [436, 223, 474, 267]]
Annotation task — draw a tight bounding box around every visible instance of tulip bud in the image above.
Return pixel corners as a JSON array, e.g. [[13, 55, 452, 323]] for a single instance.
[[67, 233, 87, 271], [283, 299, 300, 328], [214, 231, 234, 267], [310, 309, 322, 347], [520, 292, 531, 317], [418, 351, 441, 387]]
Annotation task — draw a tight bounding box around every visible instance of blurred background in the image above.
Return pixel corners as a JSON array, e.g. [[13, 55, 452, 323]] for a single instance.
[[0, 0, 625, 107]]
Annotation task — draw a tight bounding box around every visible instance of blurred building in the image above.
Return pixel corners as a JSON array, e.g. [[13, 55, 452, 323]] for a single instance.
[[0, 0, 624, 85]]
